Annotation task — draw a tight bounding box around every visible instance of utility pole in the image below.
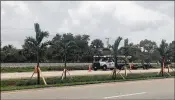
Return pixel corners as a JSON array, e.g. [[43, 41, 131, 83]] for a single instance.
[[105, 38, 110, 48]]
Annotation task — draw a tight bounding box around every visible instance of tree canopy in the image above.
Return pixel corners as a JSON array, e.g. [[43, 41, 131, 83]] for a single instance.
[[1, 24, 175, 63]]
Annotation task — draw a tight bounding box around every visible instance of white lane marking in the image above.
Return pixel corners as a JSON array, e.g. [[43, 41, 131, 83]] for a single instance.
[[104, 92, 147, 99]]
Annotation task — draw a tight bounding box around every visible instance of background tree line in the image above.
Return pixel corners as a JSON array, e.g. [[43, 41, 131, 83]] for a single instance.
[[1, 24, 175, 63]]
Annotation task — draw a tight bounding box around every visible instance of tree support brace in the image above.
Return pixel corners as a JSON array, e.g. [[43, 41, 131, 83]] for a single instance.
[[112, 68, 125, 80], [157, 56, 171, 76], [61, 68, 72, 80], [30, 66, 47, 85]]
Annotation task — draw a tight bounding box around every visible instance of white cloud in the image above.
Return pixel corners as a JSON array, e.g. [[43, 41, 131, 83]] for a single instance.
[[41, 1, 60, 12], [1, 41, 23, 49], [2, 1, 30, 16], [1, 1, 174, 48], [114, 2, 161, 22]]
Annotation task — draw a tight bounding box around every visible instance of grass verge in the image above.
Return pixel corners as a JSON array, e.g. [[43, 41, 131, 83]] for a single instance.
[[1, 72, 175, 91], [1, 66, 89, 73], [2, 65, 175, 73]]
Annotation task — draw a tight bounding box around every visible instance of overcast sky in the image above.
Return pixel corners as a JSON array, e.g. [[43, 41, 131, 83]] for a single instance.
[[1, 1, 174, 49]]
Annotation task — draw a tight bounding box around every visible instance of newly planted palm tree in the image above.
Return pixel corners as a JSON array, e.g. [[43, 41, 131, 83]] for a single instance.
[[112, 36, 122, 79], [51, 34, 78, 80], [60, 41, 78, 79], [23, 23, 49, 84], [119, 39, 133, 76], [157, 39, 169, 76]]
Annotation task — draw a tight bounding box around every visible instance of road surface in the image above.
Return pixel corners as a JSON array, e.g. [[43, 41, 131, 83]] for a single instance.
[[1, 78, 174, 99], [1, 68, 174, 80]]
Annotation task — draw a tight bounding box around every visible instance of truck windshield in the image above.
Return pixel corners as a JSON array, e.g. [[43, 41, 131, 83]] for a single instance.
[[101, 58, 107, 61]]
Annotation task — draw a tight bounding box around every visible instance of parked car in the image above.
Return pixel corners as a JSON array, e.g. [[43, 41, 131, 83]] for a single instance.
[[130, 63, 153, 70]]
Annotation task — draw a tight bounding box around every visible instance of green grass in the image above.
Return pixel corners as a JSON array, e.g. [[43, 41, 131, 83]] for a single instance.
[[1, 66, 89, 73], [1, 72, 175, 91], [2, 64, 175, 73], [2, 65, 175, 73]]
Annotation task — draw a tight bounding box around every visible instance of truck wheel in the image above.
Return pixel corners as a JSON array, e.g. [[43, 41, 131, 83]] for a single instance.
[[103, 65, 107, 71], [93, 67, 97, 71], [110, 68, 113, 70]]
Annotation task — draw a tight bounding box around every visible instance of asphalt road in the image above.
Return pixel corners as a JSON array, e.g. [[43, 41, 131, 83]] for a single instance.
[[1, 68, 174, 80], [1, 78, 174, 99]]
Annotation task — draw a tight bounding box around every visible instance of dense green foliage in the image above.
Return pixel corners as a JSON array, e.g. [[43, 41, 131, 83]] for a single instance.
[[1, 23, 175, 63]]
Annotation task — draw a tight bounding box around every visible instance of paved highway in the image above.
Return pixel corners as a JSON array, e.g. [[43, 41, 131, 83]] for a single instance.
[[1, 68, 174, 80], [1, 78, 174, 99]]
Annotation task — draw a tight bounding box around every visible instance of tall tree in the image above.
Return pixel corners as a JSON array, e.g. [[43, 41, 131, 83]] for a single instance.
[[140, 39, 157, 53], [1, 45, 26, 62], [90, 39, 104, 56], [23, 23, 50, 84], [167, 40, 175, 62], [158, 39, 168, 57], [140, 39, 157, 62], [47, 33, 62, 62], [74, 34, 90, 62], [123, 38, 129, 56]]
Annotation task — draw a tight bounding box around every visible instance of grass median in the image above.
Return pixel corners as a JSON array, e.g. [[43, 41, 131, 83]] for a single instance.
[[2, 65, 175, 73], [1, 66, 89, 73], [1, 72, 175, 91]]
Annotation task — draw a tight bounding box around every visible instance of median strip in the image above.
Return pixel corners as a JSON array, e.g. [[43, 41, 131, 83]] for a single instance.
[[1, 72, 174, 91], [2, 69, 174, 80]]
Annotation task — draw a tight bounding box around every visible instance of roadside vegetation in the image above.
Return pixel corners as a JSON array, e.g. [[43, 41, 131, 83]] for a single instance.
[[1, 23, 174, 87], [1, 23, 175, 63], [1, 72, 174, 91], [1, 66, 89, 73]]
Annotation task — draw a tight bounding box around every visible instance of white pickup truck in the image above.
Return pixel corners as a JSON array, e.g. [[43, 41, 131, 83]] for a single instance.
[[92, 56, 129, 71], [92, 58, 116, 71]]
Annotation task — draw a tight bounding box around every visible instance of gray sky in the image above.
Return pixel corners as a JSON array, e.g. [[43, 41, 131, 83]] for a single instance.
[[1, 1, 174, 49]]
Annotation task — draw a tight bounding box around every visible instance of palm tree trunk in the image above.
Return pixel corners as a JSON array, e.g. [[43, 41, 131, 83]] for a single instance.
[[161, 64, 164, 76], [124, 66, 127, 76], [112, 68, 117, 79], [37, 61, 40, 84], [161, 56, 164, 76], [64, 53, 67, 79], [112, 56, 118, 79], [168, 65, 169, 73], [37, 50, 40, 85]]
